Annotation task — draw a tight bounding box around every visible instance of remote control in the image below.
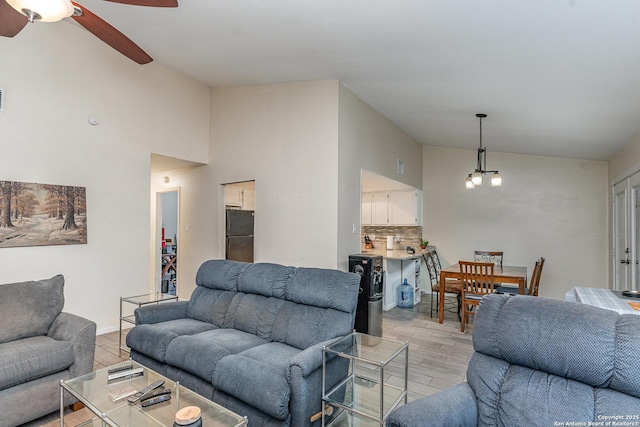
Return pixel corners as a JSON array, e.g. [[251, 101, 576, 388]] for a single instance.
[[140, 394, 171, 407], [140, 388, 171, 402], [107, 367, 144, 381], [108, 364, 133, 374], [127, 379, 165, 403]]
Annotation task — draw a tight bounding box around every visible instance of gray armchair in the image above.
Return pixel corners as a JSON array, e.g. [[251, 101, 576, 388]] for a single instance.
[[0, 275, 96, 427], [387, 294, 640, 426]]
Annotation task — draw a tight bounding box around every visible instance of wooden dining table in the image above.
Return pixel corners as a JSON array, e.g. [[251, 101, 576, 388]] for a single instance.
[[438, 264, 528, 324]]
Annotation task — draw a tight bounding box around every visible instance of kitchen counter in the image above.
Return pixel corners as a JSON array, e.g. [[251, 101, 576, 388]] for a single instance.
[[360, 246, 434, 260]]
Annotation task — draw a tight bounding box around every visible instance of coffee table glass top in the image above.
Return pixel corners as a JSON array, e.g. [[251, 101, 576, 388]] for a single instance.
[[62, 360, 246, 426]]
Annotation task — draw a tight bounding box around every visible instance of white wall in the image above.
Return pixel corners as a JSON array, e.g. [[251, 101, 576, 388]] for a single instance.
[[206, 81, 340, 269], [0, 23, 210, 332], [423, 146, 608, 300], [337, 84, 423, 270], [609, 132, 640, 183]]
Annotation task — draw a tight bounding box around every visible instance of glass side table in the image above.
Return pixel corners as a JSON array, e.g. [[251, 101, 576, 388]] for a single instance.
[[321, 332, 409, 426], [119, 292, 178, 354]]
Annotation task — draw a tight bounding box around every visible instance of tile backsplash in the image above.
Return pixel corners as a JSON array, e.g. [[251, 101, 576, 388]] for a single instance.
[[362, 226, 424, 251]]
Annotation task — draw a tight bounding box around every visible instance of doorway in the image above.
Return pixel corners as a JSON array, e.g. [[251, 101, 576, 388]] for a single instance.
[[157, 189, 179, 295]]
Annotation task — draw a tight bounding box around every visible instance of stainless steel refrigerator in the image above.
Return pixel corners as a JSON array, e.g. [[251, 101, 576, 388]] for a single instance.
[[226, 209, 254, 262]]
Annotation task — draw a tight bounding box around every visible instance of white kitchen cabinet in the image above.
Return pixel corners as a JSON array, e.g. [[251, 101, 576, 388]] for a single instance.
[[372, 192, 389, 225], [361, 192, 373, 225], [225, 185, 243, 207], [243, 188, 255, 211], [389, 190, 421, 225], [361, 189, 422, 226], [225, 185, 255, 210]]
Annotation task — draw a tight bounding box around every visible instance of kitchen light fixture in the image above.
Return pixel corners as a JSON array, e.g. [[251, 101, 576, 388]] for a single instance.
[[465, 113, 502, 189], [6, 0, 74, 23]]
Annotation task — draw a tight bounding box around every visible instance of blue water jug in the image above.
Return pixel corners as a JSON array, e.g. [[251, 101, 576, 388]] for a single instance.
[[397, 278, 414, 308]]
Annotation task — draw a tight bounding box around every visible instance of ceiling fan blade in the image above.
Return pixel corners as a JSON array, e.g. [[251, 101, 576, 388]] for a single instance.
[[0, 0, 28, 37], [104, 0, 178, 7], [70, 2, 152, 64]]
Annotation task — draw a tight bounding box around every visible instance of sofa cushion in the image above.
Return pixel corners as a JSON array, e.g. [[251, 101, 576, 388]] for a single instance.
[[285, 267, 359, 313], [196, 259, 243, 290], [214, 342, 301, 421], [271, 301, 354, 349], [237, 263, 293, 298], [0, 336, 74, 389], [126, 319, 216, 363], [0, 275, 65, 344], [228, 293, 286, 339], [187, 288, 237, 326], [164, 329, 268, 383]]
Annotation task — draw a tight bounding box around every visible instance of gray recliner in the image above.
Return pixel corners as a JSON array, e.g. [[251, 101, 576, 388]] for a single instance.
[[387, 293, 640, 426], [0, 275, 96, 427], [126, 259, 360, 426]]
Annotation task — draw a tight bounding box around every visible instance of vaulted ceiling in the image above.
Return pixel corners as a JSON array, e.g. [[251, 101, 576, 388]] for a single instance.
[[15, 1, 640, 161]]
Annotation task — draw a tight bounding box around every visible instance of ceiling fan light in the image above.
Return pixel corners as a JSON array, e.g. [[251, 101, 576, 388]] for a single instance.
[[465, 175, 475, 189], [491, 172, 503, 187], [471, 171, 483, 186], [7, 0, 74, 22]]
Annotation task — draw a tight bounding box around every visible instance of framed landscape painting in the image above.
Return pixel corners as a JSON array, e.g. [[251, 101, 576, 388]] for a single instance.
[[0, 180, 87, 248]]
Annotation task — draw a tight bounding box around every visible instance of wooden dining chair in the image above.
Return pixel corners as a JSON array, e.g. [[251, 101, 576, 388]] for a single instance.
[[529, 257, 545, 296], [423, 250, 462, 320], [459, 260, 495, 333], [495, 257, 545, 296], [473, 251, 503, 267]]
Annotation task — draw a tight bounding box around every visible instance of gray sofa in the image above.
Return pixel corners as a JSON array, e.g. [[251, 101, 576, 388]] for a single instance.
[[0, 275, 97, 427], [387, 293, 640, 426], [126, 259, 360, 426]]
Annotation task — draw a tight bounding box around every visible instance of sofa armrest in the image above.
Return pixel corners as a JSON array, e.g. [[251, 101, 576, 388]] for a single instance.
[[386, 383, 478, 427], [288, 338, 346, 426], [47, 312, 97, 378], [134, 301, 189, 324], [289, 338, 339, 377]]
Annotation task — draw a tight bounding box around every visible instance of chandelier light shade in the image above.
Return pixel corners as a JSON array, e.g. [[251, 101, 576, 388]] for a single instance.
[[491, 172, 503, 186], [465, 175, 475, 189], [6, 0, 74, 22], [465, 113, 502, 189]]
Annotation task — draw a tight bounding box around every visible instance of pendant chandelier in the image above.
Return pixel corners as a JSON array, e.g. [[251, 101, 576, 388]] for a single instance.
[[465, 113, 502, 189]]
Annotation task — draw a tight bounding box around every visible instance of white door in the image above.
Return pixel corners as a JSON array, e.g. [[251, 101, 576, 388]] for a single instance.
[[613, 172, 640, 291], [613, 180, 629, 290], [630, 172, 640, 290]]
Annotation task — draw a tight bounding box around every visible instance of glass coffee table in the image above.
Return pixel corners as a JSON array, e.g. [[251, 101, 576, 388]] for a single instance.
[[61, 360, 247, 426]]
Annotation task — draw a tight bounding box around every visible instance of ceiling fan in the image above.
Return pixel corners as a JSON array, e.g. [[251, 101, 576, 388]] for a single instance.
[[0, 0, 176, 64]]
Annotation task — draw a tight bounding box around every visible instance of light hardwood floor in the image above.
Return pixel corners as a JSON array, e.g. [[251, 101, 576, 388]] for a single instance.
[[24, 294, 472, 426]]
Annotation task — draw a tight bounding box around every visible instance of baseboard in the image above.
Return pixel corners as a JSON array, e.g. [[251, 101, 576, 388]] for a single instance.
[[96, 324, 132, 336]]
